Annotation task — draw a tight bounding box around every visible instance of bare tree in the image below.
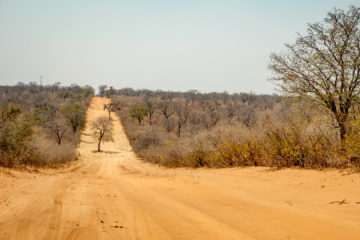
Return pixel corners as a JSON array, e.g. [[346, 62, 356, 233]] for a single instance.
[[159, 98, 174, 132], [143, 96, 156, 125], [103, 101, 120, 120], [174, 102, 189, 137], [203, 101, 222, 127], [269, 6, 360, 140], [47, 119, 67, 145], [91, 117, 114, 152], [238, 105, 256, 127], [225, 101, 236, 120]]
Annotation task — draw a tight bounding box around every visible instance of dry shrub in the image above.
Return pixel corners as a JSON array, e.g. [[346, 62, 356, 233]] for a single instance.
[[139, 145, 162, 164], [0, 84, 92, 168], [344, 116, 360, 167], [210, 139, 264, 167], [181, 150, 210, 167], [266, 117, 333, 168], [35, 133, 77, 165], [0, 145, 38, 167], [137, 123, 266, 168], [134, 116, 338, 169], [133, 126, 166, 151], [116, 95, 357, 169]]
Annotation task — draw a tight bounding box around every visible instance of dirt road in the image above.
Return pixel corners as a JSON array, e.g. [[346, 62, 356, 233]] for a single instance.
[[0, 97, 360, 240]]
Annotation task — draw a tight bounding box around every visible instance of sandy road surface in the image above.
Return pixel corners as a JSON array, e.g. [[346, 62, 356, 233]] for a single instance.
[[1, 97, 360, 240]]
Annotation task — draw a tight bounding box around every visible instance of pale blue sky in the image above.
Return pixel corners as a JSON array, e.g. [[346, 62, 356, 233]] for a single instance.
[[0, 0, 358, 93]]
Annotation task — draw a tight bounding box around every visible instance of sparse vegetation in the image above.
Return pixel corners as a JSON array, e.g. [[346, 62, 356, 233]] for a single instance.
[[107, 6, 360, 170], [0, 82, 94, 167], [110, 85, 357, 169], [2, 6, 360, 171]]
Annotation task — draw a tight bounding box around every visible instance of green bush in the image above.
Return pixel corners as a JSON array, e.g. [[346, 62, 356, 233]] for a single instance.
[[61, 104, 86, 133], [0, 105, 37, 167], [129, 103, 148, 125]]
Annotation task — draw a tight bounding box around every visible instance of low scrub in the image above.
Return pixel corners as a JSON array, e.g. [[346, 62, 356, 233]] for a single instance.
[[36, 136, 78, 165], [266, 118, 332, 168], [114, 94, 357, 169]]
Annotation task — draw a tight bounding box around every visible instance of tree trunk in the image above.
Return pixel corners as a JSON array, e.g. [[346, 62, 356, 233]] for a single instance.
[[339, 122, 347, 141], [177, 122, 181, 137], [98, 140, 101, 152], [72, 124, 77, 133], [57, 134, 61, 145]]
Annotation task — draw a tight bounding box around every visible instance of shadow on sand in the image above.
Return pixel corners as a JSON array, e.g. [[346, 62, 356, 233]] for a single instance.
[[91, 150, 121, 154]]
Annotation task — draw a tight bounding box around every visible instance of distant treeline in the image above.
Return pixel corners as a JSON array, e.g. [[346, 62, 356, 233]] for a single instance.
[[99, 85, 281, 108]]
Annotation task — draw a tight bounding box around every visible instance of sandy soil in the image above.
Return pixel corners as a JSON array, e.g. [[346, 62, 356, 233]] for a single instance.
[[0, 97, 360, 240]]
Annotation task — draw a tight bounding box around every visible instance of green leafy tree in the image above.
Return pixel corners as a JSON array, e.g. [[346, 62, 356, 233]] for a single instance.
[[57, 91, 73, 100], [33, 104, 57, 125], [82, 85, 95, 97], [104, 86, 117, 98], [130, 103, 148, 126], [61, 104, 86, 133], [98, 85, 108, 97], [0, 104, 21, 122], [0, 105, 35, 167], [269, 6, 360, 140]]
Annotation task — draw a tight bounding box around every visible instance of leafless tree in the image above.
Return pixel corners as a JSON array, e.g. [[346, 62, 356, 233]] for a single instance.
[[159, 98, 174, 132], [47, 119, 67, 145], [203, 101, 222, 127], [238, 105, 256, 127], [143, 96, 156, 125], [269, 6, 360, 140], [91, 117, 114, 152], [104, 101, 120, 120], [225, 101, 237, 120], [174, 102, 190, 137]]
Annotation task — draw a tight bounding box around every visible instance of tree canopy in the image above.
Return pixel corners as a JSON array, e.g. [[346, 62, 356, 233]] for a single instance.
[[269, 6, 360, 140], [130, 104, 148, 126], [91, 116, 113, 152]]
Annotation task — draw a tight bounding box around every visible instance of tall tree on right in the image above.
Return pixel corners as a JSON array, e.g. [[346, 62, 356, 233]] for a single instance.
[[269, 6, 360, 140]]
